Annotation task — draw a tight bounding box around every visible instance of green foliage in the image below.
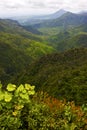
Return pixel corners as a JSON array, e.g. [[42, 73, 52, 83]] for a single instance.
[[39, 27, 64, 36], [0, 19, 54, 85], [0, 83, 35, 129], [7, 84, 16, 92], [0, 83, 87, 130], [0, 19, 87, 130], [47, 29, 87, 52], [19, 48, 87, 105], [31, 92, 87, 130], [0, 19, 42, 41], [39, 23, 87, 52]]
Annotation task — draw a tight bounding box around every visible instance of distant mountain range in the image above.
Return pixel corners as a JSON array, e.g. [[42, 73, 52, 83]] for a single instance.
[[33, 12, 87, 28], [13, 9, 67, 25], [12, 9, 87, 29]]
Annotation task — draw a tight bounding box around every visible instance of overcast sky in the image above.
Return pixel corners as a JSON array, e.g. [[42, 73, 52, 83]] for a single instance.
[[0, 0, 87, 17]]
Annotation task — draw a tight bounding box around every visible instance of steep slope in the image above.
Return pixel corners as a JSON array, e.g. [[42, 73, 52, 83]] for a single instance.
[[22, 25, 42, 35], [49, 32, 87, 51], [66, 33, 87, 48], [48, 31, 70, 50], [48, 32, 87, 51], [17, 48, 87, 105], [49, 9, 67, 19], [0, 33, 54, 84], [0, 19, 42, 40], [0, 20, 55, 85]]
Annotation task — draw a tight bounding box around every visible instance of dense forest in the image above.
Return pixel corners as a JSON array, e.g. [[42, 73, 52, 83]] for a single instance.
[[0, 10, 87, 129]]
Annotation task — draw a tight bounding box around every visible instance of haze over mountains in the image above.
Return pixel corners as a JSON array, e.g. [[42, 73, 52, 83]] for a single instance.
[[0, 9, 87, 105], [18, 9, 67, 25], [10, 9, 87, 27]]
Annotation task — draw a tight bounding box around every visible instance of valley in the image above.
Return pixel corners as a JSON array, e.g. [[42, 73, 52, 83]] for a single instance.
[[0, 9, 87, 129], [0, 10, 87, 102]]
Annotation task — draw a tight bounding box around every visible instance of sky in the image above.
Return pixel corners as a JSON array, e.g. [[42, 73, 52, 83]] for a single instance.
[[0, 0, 87, 17]]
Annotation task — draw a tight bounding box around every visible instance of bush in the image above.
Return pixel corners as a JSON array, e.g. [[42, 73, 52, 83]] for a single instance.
[[0, 83, 87, 130]]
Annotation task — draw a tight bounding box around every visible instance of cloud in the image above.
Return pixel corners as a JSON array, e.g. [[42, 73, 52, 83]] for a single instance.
[[0, 0, 87, 17], [27, 1, 46, 8], [0, 0, 87, 10], [0, 0, 25, 9], [0, 0, 47, 9]]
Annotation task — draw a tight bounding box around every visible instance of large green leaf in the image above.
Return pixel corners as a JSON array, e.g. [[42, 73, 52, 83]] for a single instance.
[[7, 84, 16, 92], [4, 92, 12, 102]]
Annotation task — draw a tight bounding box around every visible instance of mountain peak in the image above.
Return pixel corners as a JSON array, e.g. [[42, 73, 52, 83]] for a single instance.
[[50, 9, 67, 19], [55, 9, 66, 13]]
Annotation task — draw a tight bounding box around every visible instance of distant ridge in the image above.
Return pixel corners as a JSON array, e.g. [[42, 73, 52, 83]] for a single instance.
[[18, 9, 67, 26], [0, 19, 42, 36]]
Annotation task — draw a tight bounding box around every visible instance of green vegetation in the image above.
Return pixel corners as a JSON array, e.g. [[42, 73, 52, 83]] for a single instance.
[[18, 48, 87, 105], [0, 19, 87, 105], [44, 22, 87, 52], [0, 20, 54, 85], [38, 27, 64, 36], [0, 83, 87, 129], [0, 32, 54, 84], [0, 19, 42, 40], [22, 25, 42, 35], [0, 83, 35, 129], [0, 13, 87, 129], [48, 32, 87, 51]]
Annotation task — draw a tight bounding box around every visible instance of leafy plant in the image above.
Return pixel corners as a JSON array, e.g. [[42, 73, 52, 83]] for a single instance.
[[0, 83, 35, 129], [0, 83, 87, 130]]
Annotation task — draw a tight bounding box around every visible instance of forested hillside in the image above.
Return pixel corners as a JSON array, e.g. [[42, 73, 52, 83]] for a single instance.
[[48, 32, 87, 51], [0, 19, 54, 85], [17, 48, 87, 105]]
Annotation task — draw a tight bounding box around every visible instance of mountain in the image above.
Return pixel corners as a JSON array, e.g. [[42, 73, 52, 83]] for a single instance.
[[19, 9, 66, 26], [49, 9, 67, 19], [17, 48, 87, 105], [0, 19, 55, 85], [33, 12, 87, 28], [30, 9, 66, 20], [0, 19, 42, 36]]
